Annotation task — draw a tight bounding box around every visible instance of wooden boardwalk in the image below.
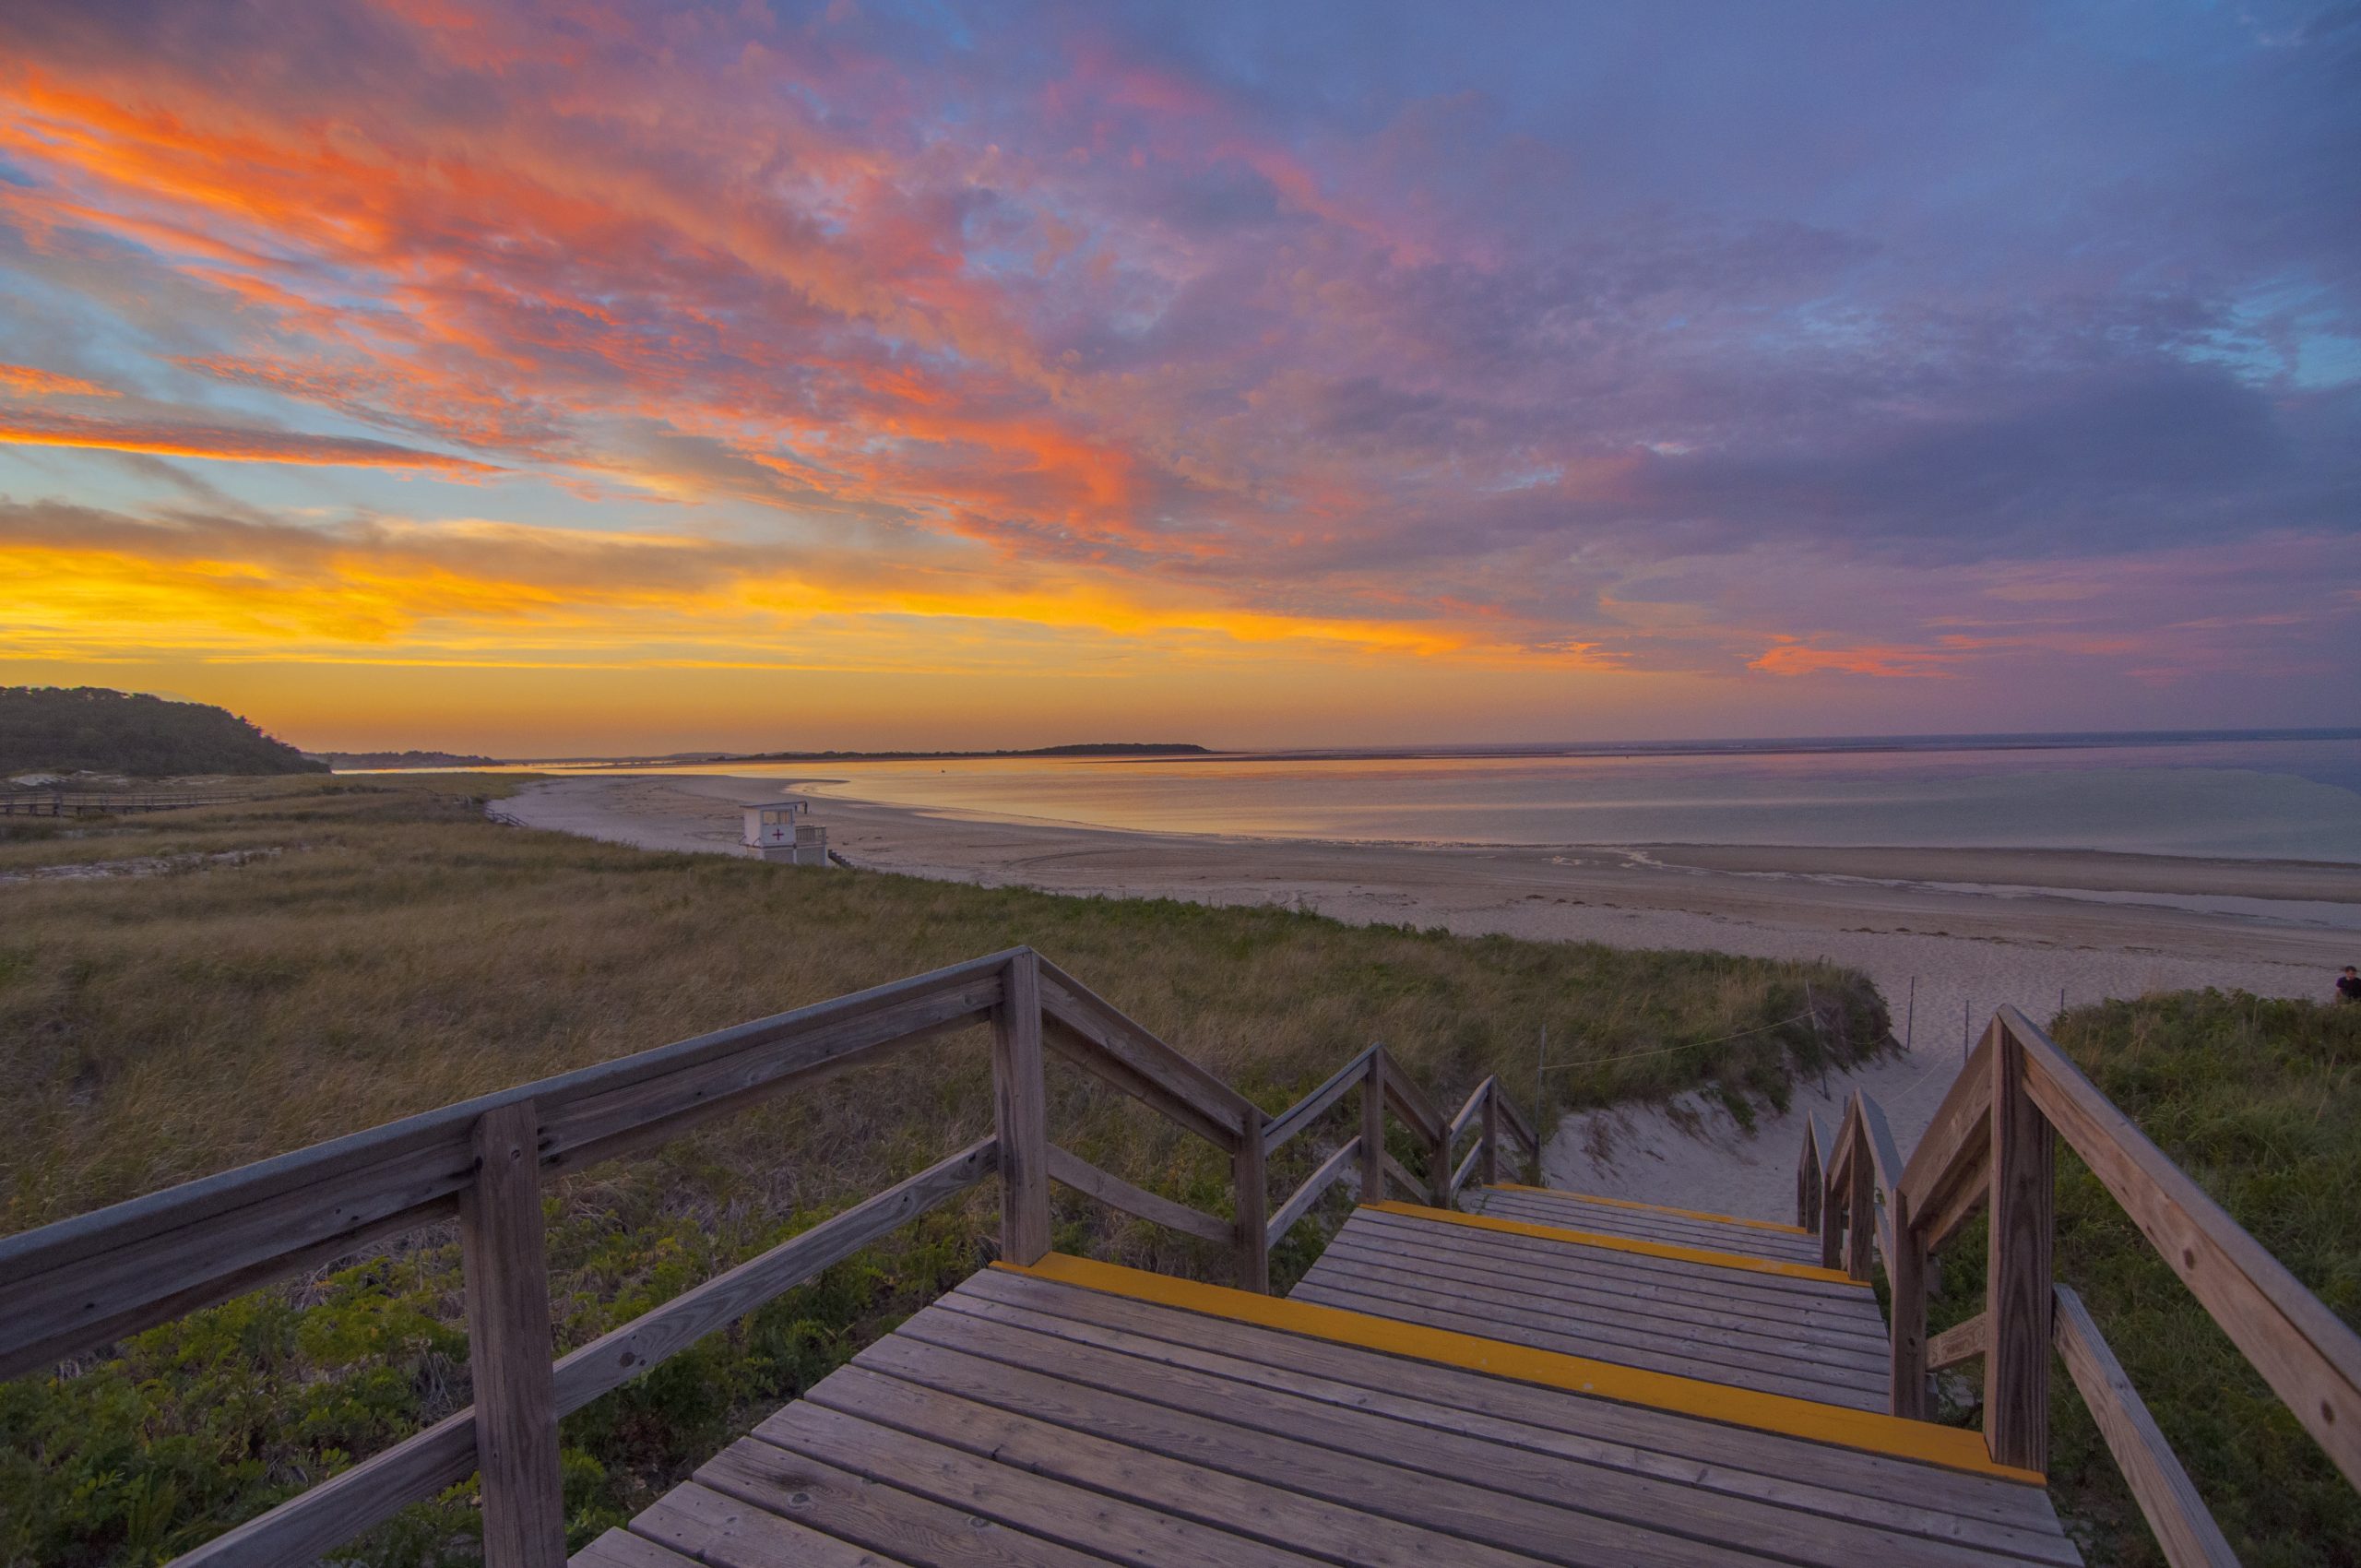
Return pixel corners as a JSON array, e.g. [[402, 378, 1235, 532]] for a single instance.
[[12, 951, 2349, 1567], [579, 1201, 2079, 1567]]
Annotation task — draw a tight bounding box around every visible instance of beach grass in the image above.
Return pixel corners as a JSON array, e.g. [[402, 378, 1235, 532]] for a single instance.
[[0, 775, 1884, 1566], [1925, 991, 2361, 1567]]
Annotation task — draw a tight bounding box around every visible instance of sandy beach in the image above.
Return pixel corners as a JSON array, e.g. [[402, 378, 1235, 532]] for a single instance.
[[501, 773, 2361, 1222]]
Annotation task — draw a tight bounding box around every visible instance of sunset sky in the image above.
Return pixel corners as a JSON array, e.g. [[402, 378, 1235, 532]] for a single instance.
[[2, 1, 2355, 754]]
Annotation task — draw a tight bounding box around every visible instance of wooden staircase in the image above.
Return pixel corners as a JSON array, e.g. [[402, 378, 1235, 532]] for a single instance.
[[6, 949, 2353, 1566]]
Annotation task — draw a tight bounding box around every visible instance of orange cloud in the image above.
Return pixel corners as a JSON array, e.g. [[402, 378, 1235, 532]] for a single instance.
[[0, 410, 504, 472], [1749, 638, 1962, 678], [0, 363, 116, 398]]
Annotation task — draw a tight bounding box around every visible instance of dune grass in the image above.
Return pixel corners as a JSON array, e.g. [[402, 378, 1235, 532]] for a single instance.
[[0, 776, 1884, 1566], [1925, 992, 2360, 1567]]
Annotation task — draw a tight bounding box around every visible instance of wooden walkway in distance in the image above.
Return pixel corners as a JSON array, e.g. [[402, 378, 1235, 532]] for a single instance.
[[578, 1199, 2081, 1567], [1290, 1191, 1894, 1410]]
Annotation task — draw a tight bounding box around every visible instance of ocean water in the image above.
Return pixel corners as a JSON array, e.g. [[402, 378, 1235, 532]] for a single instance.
[[771, 732, 2361, 862]]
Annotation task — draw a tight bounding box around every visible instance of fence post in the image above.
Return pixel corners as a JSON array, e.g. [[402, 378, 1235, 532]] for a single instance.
[[1358, 1049, 1387, 1203], [1796, 1117, 1822, 1230], [1479, 1085, 1500, 1189], [993, 949, 1051, 1267], [1986, 1018, 2055, 1472], [1843, 1120, 1877, 1285], [1887, 1186, 1929, 1420], [459, 1100, 566, 1568], [1233, 1111, 1270, 1293]]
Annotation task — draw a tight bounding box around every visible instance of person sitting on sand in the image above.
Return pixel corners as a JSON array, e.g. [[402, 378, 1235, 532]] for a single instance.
[[2341, 966, 2361, 1004]]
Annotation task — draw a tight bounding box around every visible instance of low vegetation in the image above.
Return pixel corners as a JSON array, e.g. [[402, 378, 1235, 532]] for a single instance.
[[1926, 992, 2360, 1567], [0, 687, 326, 779], [0, 777, 1883, 1566]]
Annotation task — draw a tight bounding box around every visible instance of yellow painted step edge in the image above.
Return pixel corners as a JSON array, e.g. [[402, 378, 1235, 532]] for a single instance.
[[1486, 1182, 1812, 1237], [1002, 1253, 2038, 1485], [1371, 1201, 1868, 1287]]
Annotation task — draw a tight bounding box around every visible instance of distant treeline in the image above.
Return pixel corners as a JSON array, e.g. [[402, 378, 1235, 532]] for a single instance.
[[0, 687, 327, 778], [696, 742, 1212, 764], [308, 750, 502, 770]]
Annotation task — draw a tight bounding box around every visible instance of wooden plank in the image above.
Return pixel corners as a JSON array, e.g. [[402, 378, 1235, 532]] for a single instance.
[[1358, 1051, 1387, 1204], [1797, 1112, 1826, 1230], [807, 1362, 1572, 1568], [1928, 1313, 1989, 1372], [2052, 1284, 2236, 1568], [2011, 1006, 2361, 1489], [553, 1139, 996, 1415], [759, 1398, 1333, 1567], [628, 1482, 912, 1567], [1845, 1108, 1879, 1285], [993, 952, 1050, 1268], [854, 1334, 1818, 1568], [1915, 1146, 1992, 1255], [697, 1439, 1112, 1568], [1347, 1207, 1880, 1317], [939, 1281, 2079, 1562], [0, 952, 1014, 1376], [1479, 1090, 1501, 1188], [1985, 1027, 2055, 1474], [1383, 1069, 1445, 1148], [1039, 1014, 1234, 1151], [1262, 1044, 1377, 1154], [1231, 1108, 1270, 1292], [1491, 1087, 1537, 1158], [573, 1527, 706, 1568], [1887, 1183, 1929, 1420], [171, 1408, 478, 1568], [1314, 1227, 1889, 1353], [896, 1306, 2064, 1568], [1446, 1140, 1482, 1204], [1898, 1032, 1993, 1227], [1382, 1152, 1424, 1202], [999, 1253, 2037, 1479], [1034, 958, 1253, 1143], [959, 1269, 2067, 1533], [1485, 1182, 1814, 1238], [1266, 1135, 1359, 1249], [1857, 1092, 1906, 1202], [1287, 1274, 1888, 1409], [1040, 1144, 1227, 1244], [1474, 1193, 1823, 1263], [1305, 1241, 1892, 1375], [1369, 1201, 1869, 1288], [1447, 1081, 1489, 1145], [459, 1102, 565, 1568]]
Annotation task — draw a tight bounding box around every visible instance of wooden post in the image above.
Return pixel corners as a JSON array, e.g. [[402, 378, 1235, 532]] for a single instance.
[[1478, 1086, 1500, 1189], [1819, 1156, 1845, 1273], [1428, 1112, 1452, 1210], [1843, 1124, 1877, 1284], [1358, 1050, 1387, 1204], [993, 950, 1051, 1267], [1232, 1111, 1270, 1293], [1986, 1022, 2055, 1472], [1796, 1117, 1822, 1230], [459, 1100, 566, 1568], [1887, 1188, 1929, 1420]]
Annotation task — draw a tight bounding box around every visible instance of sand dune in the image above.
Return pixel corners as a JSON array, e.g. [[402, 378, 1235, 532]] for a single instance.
[[501, 774, 2358, 1222]]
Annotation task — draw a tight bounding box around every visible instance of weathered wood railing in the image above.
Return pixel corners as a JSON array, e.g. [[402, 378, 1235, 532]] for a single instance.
[[1262, 1043, 1541, 1252], [0, 947, 1516, 1568], [1803, 1005, 2361, 1565]]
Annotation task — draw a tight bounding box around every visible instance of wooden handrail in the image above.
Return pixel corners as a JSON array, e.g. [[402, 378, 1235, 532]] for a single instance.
[[3, 946, 1330, 1568], [1797, 1003, 2361, 1560], [1263, 1043, 1380, 1154]]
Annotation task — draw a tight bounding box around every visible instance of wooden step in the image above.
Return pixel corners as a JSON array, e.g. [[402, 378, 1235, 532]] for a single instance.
[[579, 1257, 2076, 1568], [1469, 1182, 1825, 1266]]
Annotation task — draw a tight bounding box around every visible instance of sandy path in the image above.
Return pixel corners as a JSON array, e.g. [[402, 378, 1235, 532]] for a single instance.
[[501, 775, 2359, 1222]]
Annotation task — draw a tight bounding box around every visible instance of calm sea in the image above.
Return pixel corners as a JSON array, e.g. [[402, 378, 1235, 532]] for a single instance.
[[758, 731, 2361, 863]]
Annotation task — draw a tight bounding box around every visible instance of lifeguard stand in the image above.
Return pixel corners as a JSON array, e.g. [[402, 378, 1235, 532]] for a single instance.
[[742, 801, 830, 866]]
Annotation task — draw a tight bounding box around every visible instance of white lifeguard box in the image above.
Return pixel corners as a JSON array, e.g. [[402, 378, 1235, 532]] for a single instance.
[[743, 801, 830, 866]]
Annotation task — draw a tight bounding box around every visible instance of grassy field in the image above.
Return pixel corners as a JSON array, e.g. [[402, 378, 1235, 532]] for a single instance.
[[1926, 992, 2361, 1567], [0, 776, 1885, 1567]]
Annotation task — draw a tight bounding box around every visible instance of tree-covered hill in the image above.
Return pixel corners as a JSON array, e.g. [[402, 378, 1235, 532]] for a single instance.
[[0, 687, 327, 778]]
